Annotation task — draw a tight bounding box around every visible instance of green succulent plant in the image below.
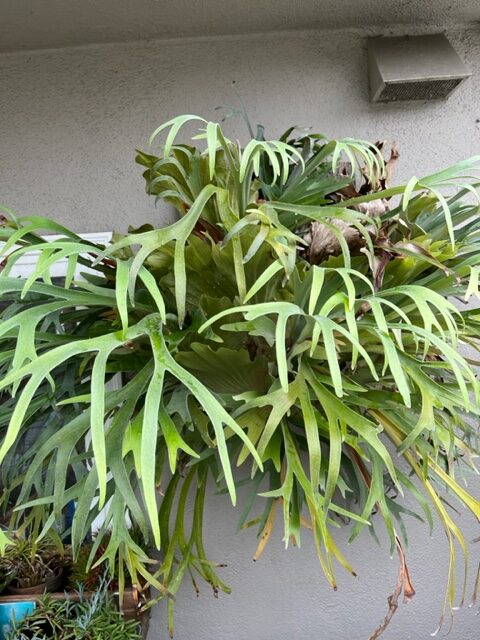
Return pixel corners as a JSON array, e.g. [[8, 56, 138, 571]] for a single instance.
[[0, 534, 63, 592], [5, 581, 141, 639], [1, 114, 480, 636]]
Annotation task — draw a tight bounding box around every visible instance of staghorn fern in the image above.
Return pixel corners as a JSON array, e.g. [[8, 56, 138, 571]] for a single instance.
[[0, 115, 480, 636]]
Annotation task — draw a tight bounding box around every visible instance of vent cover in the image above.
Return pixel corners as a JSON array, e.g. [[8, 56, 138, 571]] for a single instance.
[[368, 34, 470, 104]]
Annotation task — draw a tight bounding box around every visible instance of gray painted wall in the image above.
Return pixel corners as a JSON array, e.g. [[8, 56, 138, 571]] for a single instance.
[[2, 0, 480, 52], [1, 24, 480, 640]]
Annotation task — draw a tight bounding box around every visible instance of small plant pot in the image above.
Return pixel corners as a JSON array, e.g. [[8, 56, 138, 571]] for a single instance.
[[117, 586, 151, 620], [116, 586, 151, 638], [6, 583, 47, 596], [0, 600, 36, 639], [7, 569, 63, 596]]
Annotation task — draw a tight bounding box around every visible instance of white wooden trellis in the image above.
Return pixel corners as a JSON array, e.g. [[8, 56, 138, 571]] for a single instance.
[[1, 231, 113, 278]]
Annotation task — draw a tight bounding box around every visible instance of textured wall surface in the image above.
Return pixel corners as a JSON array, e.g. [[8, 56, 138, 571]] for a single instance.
[[1, 26, 480, 237], [1, 0, 480, 52], [1, 24, 480, 640]]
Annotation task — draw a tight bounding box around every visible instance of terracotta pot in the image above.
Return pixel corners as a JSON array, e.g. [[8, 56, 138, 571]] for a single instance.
[[117, 588, 151, 640], [7, 582, 47, 596], [118, 586, 151, 619], [7, 569, 63, 596]]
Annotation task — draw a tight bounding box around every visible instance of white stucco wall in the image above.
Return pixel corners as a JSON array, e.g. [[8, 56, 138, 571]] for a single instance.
[[1, 24, 480, 640]]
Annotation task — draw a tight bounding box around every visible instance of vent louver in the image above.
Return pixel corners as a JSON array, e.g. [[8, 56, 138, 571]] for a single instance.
[[368, 34, 470, 104]]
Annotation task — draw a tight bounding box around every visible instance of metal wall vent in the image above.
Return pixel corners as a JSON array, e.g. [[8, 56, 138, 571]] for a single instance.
[[368, 34, 471, 104]]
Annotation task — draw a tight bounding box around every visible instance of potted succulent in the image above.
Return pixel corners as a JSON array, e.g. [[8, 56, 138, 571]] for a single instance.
[[4, 581, 142, 640], [0, 535, 64, 596], [0, 530, 149, 630], [0, 114, 480, 637]]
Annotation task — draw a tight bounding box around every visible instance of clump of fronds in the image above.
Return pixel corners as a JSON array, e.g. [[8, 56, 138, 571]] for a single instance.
[[1, 115, 480, 637]]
